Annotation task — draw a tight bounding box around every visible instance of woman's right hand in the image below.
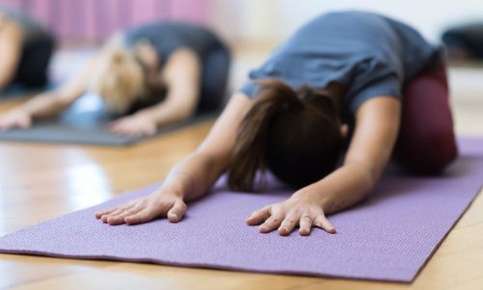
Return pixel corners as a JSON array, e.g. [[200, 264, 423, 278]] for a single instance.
[[95, 187, 188, 225], [0, 109, 32, 130]]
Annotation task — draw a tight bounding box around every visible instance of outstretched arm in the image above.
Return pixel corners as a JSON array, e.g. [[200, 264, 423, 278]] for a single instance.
[[305, 96, 401, 213], [0, 57, 96, 130], [109, 48, 202, 136], [97, 93, 254, 225], [0, 32, 132, 130], [25, 58, 96, 117], [247, 96, 401, 235]]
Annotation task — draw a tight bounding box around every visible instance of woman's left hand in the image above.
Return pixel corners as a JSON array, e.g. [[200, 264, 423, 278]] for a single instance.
[[246, 193, 336, 236], [109, 115, 157, 137]]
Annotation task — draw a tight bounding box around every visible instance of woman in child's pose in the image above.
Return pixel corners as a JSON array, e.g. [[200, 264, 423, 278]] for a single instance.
[[96, 11, 457, 235], [0, 6, 55, 93], [0, 21, 230, 137]]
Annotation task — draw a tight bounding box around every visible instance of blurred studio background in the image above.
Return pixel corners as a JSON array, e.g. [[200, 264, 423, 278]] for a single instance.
[[1, 0, 482, 135]]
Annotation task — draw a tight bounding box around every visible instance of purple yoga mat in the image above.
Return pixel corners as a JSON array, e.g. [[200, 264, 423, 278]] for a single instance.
[[0, 138, 482, 282]]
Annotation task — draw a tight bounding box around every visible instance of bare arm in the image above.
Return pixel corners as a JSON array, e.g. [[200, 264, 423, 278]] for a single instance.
[[0, 22, 22, 89], [146, 48, 201, 125], [96, 93, 254, 224], [0, 56, 96, 132], [5, 33, 126, 120], [166, 93, 253, 201], [303, 96, 401, 214], [20, 57, 96, 118], [109, 48, 203, 136]]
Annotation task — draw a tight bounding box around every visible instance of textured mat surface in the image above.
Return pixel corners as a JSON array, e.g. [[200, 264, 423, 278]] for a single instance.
[[0, 94, 216, 146], [0, 138, 482, 282]]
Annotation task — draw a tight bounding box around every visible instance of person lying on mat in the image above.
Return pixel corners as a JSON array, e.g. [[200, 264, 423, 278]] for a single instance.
[[96, 11, 458, 235], [0, 21, 230, 136], [0, 5, 55, 93]]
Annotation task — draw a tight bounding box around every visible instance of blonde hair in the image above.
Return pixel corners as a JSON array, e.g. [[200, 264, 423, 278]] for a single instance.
[[89, 46, 146, 114]]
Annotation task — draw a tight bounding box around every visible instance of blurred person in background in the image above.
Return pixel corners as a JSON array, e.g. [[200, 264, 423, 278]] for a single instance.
[[442, 22, 483, 62], [0, 5, 55, 93], [0, 21, 231, 137]]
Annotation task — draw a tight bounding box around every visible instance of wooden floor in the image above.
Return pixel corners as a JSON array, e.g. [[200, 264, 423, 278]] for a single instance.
[[1, 95, 483, 290]]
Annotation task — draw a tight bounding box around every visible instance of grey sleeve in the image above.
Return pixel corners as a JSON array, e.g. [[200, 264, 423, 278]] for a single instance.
[[239, 81, 259, 98], [349, 73, 402, 113]]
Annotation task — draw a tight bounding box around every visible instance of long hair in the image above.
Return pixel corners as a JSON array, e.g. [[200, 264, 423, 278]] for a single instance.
[[89, 46, 147, 114], [228, 79, 344, 191]]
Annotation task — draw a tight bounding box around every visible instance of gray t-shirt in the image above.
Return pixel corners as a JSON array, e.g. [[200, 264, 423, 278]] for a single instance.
[[121, 21, 229, 113], [241, 11, 440, 115], [123, 21, 225, 68]]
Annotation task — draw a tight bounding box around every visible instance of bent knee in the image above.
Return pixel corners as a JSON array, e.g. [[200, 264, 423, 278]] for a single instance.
[[396, 129, 458, 175]]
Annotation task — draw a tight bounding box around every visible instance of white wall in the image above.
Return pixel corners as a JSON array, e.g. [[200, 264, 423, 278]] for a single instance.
[[212, 0, 483, 43]]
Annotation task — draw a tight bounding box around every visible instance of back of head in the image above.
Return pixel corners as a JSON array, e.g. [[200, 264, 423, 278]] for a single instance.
[[89, 46, 146, 114], [228, 79, 344, 191]]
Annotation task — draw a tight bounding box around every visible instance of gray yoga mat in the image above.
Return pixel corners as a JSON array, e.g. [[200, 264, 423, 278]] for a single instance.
[[0, 93, 217, 146], [0, 138, 481, 282], [0, 83, 56, 99]]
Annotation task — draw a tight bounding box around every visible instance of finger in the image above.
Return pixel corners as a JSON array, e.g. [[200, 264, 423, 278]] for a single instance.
[[314, 214, 336, 234], [259, 207, 284, 233], [131, 127, 146, 136], [108, 126, 122, 134], [96, 202, 137, 219], [19, 118, 31, 128], [110, 126, 128, 134], [96, 207, 119, 219], [167, 199, 187, 223], [100, 204, 136, 223], [145, 126, 157, 136], [143, 129, 155, 137], [100, 208, 126, 222], [15, 119, 24, 129], [113, 127, 141, 137], [246, 206, 271, 225], [108, 123, 129, 133], [124, 208, 160, 225], [131, 131, 144, 138], [298, 214, 313, 236], [108, 125, 120, 132], [108, 121, 120, 128], [116, 130, 138, 137], [1, 122, 16, 130], [278, 210, 301, 236], [107, 206, 144, 225]]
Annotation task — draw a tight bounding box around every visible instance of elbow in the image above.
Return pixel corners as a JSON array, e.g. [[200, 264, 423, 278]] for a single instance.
[[361, 170, 377, 195], [166, 101, 197, 123], [177, 105, 196, 120]]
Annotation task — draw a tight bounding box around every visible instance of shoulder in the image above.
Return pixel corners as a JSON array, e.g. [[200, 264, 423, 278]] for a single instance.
[[0, 20, 22, 43]]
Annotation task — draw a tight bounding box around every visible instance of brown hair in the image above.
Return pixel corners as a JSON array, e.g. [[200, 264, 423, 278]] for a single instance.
[[228, 79, 344, 191]]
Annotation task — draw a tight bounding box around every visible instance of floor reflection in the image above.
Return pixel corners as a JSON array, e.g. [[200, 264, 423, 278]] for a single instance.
[[64, 164, 113, 210]]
